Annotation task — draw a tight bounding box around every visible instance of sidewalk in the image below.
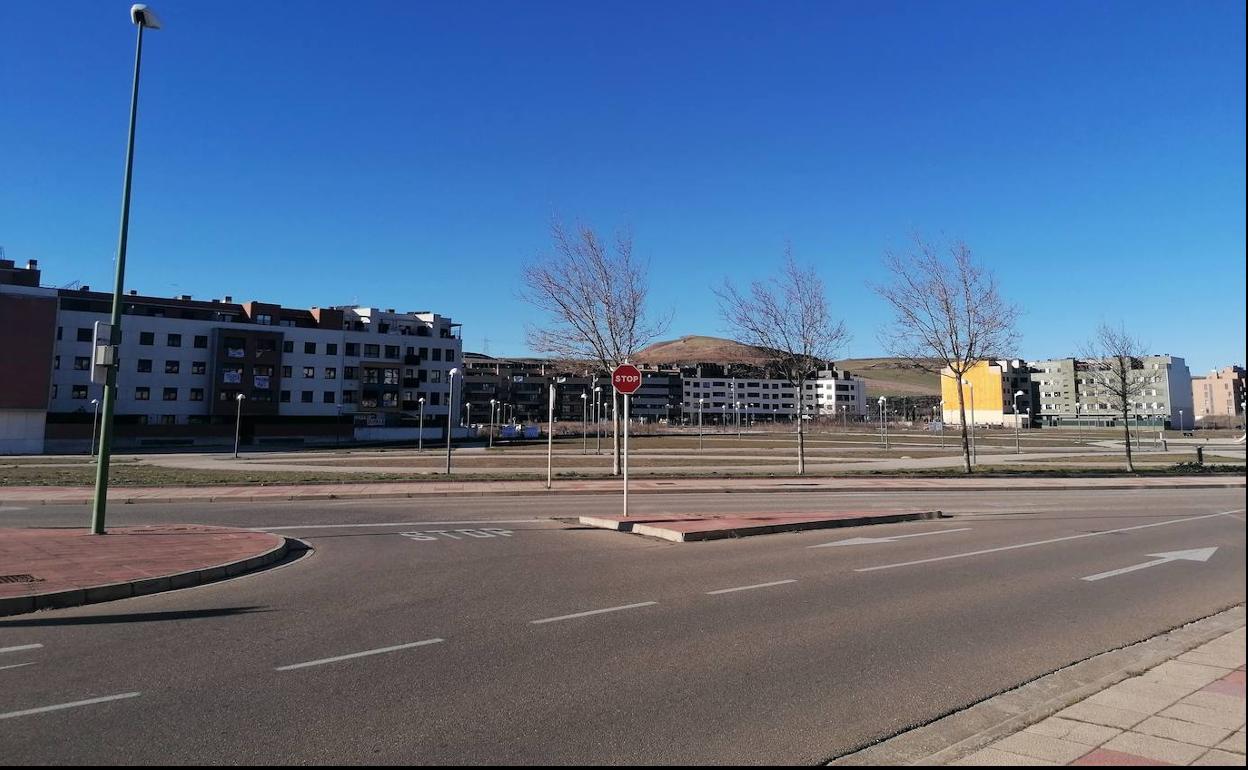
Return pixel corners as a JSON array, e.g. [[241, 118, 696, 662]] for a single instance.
[[955, 627, 1245, 766], [0, 525, 291, 616], [0, 474, 1241, 505]]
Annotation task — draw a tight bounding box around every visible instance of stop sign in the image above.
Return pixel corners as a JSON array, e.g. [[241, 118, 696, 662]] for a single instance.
[[612, 364, 642, 394]]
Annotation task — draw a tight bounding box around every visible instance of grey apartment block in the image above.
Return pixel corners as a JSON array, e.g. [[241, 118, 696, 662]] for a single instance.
[[1032, 355, 1193, 427]]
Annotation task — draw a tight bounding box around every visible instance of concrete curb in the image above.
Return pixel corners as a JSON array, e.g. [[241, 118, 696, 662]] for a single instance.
[[4, 478, 1243, 505], [826, 604, 1247, 766], [581, 510, 944, 542], [0, 536, 302, 618]]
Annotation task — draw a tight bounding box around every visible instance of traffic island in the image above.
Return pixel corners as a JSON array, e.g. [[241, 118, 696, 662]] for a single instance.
[[579, 510, 945, 542], [0, 525, 295, 617]]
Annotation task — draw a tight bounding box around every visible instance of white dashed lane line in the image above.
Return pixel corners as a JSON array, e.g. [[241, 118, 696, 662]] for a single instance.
[[529, 602, 658, 625], [705, 579, 797, 595], [275, 639, 445, 671], [0, 692, 141, 721], [0, 644, 43, 655]]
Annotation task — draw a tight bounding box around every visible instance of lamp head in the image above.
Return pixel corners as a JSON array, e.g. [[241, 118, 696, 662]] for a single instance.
[[236, 393, 245, 402], [131, 4, 162, 28]]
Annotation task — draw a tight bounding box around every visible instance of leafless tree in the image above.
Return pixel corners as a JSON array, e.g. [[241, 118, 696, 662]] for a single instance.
[[715, 246, 848, 474], [1080, 323, 1149, 472], [873, 236, 1019, 473], [520, 219, 670, 474]]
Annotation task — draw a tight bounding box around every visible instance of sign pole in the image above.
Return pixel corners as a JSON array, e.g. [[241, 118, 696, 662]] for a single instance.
[[546, 382, 555, 489], [623, 392, 630, 517]]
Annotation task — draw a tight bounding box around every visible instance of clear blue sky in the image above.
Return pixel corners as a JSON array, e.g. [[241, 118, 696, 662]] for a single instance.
[[2, 1, 1244, 373]]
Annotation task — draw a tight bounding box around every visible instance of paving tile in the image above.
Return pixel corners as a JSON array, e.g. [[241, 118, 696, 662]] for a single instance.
[[1181, 650, 1248, 670], [1071, 747, 1176, 766], [1025, 716, 1121, 747], [1161, 703, 1247, 731], [1204, 679, 1248, 699], [1103, 732, 1209, 765], [1135, 715, 1233, 747], [951, 747, 1057, 766], [1088, 687, 1179, 716], [1058, 701, 1152, 729], [1181, 691, 1248, 717], [1144, 661, 1232, 690], [1217, 731, 1246, 755], [1192, 748, 1247, 766], [994, 731, 1096, 763]]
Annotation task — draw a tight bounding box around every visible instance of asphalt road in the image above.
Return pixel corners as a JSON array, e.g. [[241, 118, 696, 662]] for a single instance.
[[1, 488, 1244, 764]]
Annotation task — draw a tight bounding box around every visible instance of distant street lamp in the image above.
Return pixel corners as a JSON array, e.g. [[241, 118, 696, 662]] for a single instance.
[[490, 398, 497, 449], [735, 401, 742, 438], [233, 393, 245, 459], [594, 385, 603, 454], [1013, 390, 1025, 454], [698, 397, 704, 451], [417, 396, 425, 452], [90, 398, 101, 460], [878, 396, 888, 449], [446, 368, 459, 474], [1178, 408, 1183, 434], [1075, 401, 1083, 445], [580, 391, 588, 454]]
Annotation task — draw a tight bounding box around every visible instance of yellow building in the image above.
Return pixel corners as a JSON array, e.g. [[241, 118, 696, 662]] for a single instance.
[[940, 359, 1033, 427]]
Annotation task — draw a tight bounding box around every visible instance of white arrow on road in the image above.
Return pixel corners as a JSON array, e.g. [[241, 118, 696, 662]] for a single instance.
[[809, 528, 971, 548], [1081, 547, 1218, 582]]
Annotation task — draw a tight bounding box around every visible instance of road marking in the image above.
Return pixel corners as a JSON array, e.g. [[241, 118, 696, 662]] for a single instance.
[[706, 579, 797, 595], [276, 638, 444, 671], [0, 692, 140, 721], [256, 519, 539, 531], [0, 644, 42, 655], [1, 662, 35, 671], [1082, 547, 1219, 582], [857, 509, 1241, 573], [401, 528, 514, 541], [529, 602, 658, 625], [809, 528, 972, 548]]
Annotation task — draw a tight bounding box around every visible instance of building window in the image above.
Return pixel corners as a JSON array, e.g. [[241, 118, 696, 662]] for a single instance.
[[281, 365, 292, 378], [343, 390, 357, 404], [385, 345, 400, 359], [192, 361, 206, 375], [223, 365, 243, 384], [323, 391, 336, 404], [345, 342, 359, 357], [159, 415, 177, 425], [344, 366, 358, 380], [218, 390, 240, 401], [303, 366, 315, 378], [301, 391, 314, 403], [430, 392, 440, 406], [364, 369, 380, 384], [194, 335, 208, 349], [280, 390, 291, 403], [139, 331, 154, 346], [255, 313, 272, 325], [283, 340, 294, 353], [256, 338, 277, 354], [167, 333, 182, 347], [383, 368, 399, 385], [165, 360, 180, 374], [431, 370, 441, 384], [382, 392, 398, 407], [419, 347, 428, 360], [163, 387, 178, 401], [190, 388, 204, 401], [446, 349, 455, 362], [254, 365, 273, 376], [325, 367, 337, 379], [364, 344, 380, 358], [71, 385, 88, 399], [137, 359, 153, 373], [77, 327, 92, 342], [432, 348, 442, 361], [225, 337, 245, 357], [135, 386, 150, 401], [326, 343, 338, 355], [304, 342, 317, 354], [73, 356, 90, 371]]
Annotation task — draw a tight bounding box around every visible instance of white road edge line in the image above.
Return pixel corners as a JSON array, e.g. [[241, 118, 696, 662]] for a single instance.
[[0, 692, 141, 721], [706, 579, 797, 595], [0, 644, 43, 655], [808, 527, 973, 548], [1, 662, 36, 672], [275, 638, 444, 671], [529, 602, 658, 625], [256, 519, 541, 531], [856, 509, 1243, 573]]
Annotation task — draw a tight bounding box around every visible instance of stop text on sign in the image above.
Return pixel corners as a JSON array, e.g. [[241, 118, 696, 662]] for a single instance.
[[613, 364, 642, 394]]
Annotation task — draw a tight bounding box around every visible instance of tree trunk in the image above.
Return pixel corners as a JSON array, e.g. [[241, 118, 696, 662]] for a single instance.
[[1122, 404, 1135, 473], [796, 379, 806, 475], [955, 378, 973, 474]]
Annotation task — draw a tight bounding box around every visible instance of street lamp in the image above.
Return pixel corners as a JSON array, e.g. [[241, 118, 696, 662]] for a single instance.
[[91, 3, 163, 535], [878, 396, 888, 449], [233, 393, 245, 459], [580, 391, 587, 454], [962, 379, 976, 465], [446, 368, 459, 474], [1013, 390, 1025, 454], [698, 397, 704, 451], [1075, 401, 1083, 445], [89, 398, 101, 460], [1178, 408, 1183, 434], [735, 401, 742, 438], [593, 385, 602, 454], [417, 396, 425, 452]]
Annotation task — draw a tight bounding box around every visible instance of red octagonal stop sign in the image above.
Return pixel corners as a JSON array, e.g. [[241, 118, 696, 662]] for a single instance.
[[612, 364, 642, 394]]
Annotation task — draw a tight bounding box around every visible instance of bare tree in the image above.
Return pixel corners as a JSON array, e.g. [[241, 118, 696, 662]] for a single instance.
[[715, 246, 848, 474], [1080, 323, 1149, 472], [520, 219, 670, 474], [873, 236, 1019, 473]]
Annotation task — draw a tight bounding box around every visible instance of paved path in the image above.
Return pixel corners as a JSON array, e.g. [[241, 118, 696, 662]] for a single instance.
[[953, 626, 1245, 766]]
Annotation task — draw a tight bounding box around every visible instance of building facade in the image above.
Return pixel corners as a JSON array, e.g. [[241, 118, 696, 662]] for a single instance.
[[1190, 366, 1246, 426], [940, 359, 1034, 427], [1031, 355, 1193, 428], [681, 368, 867, 424], [1, 259, 462, 453]]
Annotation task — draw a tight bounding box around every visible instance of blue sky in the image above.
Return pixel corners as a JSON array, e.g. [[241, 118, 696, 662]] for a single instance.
[[2, 1, 1244, 373]]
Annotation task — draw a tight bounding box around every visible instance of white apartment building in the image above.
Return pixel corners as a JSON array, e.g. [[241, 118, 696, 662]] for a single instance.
[[680, 369, 866, 423]]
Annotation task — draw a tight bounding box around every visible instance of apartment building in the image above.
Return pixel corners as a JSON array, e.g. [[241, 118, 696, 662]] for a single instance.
[[1191, 366, 1245, 425], [681, 368, 866, 423], [0, 259, 462, 453], [1031, 355, 1193, 427], [940, 359, 1034, 427]]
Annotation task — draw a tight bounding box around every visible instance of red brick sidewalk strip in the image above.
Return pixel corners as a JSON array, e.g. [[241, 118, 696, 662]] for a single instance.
[[0, 475, 1241, 505], [0, 525, 290, 617], [580, 510, 943, 541]]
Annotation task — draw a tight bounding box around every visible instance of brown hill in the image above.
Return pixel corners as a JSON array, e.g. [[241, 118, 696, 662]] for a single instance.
[[634, 336, 940, 396]]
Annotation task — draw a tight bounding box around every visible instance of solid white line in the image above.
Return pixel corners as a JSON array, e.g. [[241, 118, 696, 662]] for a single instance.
[[856, 509, 1242, 573], [808, 527, 972, 548], [275, 638, 444, 671], [0, 644, 42, 655], [0, 692, 141, 721], [257, 519, 541, 531], [1, 662, 36, 671], [706, 579, 797, 595], [529, 602, 658, 625], [1081, 558, 1171, 582]]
